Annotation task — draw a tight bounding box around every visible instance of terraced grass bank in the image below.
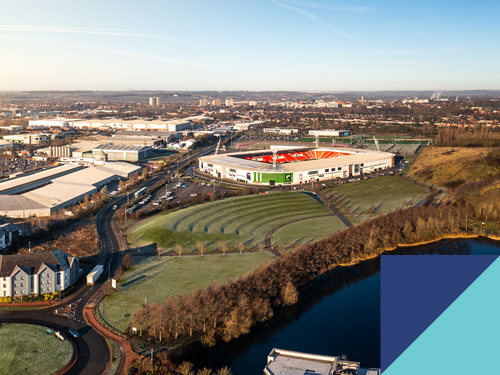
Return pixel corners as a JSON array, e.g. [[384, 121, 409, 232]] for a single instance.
[[323, 175, 429, 225], [0, 323, 73, 375], [125, 192, 334, 255], [271, 215, 346, 248]]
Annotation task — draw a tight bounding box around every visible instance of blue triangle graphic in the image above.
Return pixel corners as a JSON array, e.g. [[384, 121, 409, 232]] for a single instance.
[[381, 255, 497, 372], [383, 255, 500, 374]]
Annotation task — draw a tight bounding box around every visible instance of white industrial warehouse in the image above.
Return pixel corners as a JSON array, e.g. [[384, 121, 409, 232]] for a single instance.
[[0, 162, 141, 217]]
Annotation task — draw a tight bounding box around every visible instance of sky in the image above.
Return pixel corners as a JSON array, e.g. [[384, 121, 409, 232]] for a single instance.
[[0, 0, 499, 91]]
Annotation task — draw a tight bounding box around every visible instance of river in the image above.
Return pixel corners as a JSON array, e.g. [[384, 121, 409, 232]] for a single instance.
[[177, 237, 500, 374]]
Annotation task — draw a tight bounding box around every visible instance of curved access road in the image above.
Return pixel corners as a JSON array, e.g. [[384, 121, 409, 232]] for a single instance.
[[0, 144, 218, 374], [0, 198, 123, 374]]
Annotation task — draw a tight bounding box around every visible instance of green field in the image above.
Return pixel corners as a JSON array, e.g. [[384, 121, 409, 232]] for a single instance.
[[271, 215, 346, 247], [0, 323, 73, 375], [99, 252, 276, 333], [323, 176, 429, 225], [125, 192, 333, 255]]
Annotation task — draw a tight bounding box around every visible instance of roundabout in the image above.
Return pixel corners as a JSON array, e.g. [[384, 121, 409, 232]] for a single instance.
[[0, 323, 75, 375]]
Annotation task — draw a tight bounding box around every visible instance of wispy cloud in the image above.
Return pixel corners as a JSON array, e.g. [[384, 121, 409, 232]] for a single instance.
[[273, 0, 354, 39], [0, 25, 183, 41], [0, 34, 216, 69], [292, 2, 375, 13]]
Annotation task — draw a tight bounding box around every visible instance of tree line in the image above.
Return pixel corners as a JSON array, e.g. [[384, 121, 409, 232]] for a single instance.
[[130, 185, 500, 350], [435, 125, 499, 147]]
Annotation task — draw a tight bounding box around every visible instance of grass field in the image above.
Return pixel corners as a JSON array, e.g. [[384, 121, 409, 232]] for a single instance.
[[99, 252, 276, 333], [0, 323, 73, 375], [323, 175, 429, 224], [409, 147, 498, 186], [125, 192, 333, 255], [271, 215, 346, 247]]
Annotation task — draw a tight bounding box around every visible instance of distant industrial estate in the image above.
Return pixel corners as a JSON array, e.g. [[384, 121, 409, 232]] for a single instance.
[[0, 89, 490, 220]]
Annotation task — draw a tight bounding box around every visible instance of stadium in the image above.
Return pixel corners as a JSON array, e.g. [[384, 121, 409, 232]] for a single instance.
[[198, 146, 395, 185]]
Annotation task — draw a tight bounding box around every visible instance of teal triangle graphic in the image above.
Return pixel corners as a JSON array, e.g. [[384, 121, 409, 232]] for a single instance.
[[384, 256, 500, 374]]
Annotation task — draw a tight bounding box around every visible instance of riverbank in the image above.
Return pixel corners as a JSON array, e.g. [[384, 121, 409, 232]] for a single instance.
[[385, 232, 500, 252], [334, 232, 500, 268]]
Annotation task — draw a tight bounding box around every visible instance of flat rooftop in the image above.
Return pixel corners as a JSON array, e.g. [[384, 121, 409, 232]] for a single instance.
[[0, 195, 47, 211], [266, 353, 334, 375], [93, 144, 151, 152], [264, 349, 362, 375], [0, 164, 81, 194]]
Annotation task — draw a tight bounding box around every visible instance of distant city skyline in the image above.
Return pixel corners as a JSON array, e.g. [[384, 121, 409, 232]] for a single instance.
[[0, 0, 499, 91]]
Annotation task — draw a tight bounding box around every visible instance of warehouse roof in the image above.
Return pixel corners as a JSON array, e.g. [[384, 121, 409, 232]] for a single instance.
[[53, 167, 119, 186], [97, 161, 142, 178], [70, 141, 103, 152], [0, 195, 47, 210], [23, 182, 97, 207], [93, 144, 151, 152], [0, 164, 81, 194]]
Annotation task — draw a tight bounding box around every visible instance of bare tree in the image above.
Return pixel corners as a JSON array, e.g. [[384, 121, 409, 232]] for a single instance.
[[197, 240, 205, 257], [237, 241, 244, 255], [176, 244, 183, 258], [216, 367, 233, 375], [219, 243, 228, 256], [281, 281, 299, 306], [178, 361, 195, 375], [131, 307, 149, 336]]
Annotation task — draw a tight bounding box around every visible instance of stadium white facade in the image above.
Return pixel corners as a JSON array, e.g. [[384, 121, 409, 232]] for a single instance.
[[199, 147, 394, 185]]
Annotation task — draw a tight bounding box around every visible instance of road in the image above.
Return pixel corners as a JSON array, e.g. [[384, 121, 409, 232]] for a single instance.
[[0, 144, 218, 374], [0, 198, 123, 374]]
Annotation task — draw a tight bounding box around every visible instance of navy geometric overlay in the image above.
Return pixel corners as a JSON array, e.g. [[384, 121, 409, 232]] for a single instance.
[[380, 255, 497, 372]]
